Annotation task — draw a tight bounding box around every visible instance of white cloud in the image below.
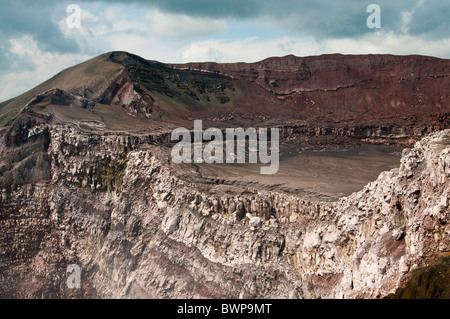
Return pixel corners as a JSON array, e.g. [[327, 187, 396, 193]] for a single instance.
[[320, 31, 450, 57], [180, 37, 304, 63], [146, 10, 227, 38], [181, 42, 224, 62], [105, 33, 181, 62], [57, 6, 227, 57], [57, 7, 109, 54], [179, 31, 450, 64], [9, 35, 40, 56], [0, 35, 90, 102], [2, 2, 450, 103], [400, 0, 426, 34]]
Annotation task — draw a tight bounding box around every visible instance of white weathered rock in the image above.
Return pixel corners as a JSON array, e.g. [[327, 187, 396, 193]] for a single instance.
[[1, 124, 449, 299]]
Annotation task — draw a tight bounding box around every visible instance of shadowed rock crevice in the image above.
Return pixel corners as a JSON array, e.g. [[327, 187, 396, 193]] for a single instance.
[[386, 257, 450, 299]]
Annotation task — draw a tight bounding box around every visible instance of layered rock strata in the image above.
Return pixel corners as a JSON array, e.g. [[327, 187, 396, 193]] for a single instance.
[[0, 121, 448, 298]]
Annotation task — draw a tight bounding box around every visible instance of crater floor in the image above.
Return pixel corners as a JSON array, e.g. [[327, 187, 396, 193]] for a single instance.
[[180, 144, 403, 201]]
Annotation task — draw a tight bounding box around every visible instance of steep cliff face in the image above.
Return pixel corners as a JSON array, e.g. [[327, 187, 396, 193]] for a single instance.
[[0, 119, 448, 298], [171, 54, 450, 118], [0, 52, 449, 298]]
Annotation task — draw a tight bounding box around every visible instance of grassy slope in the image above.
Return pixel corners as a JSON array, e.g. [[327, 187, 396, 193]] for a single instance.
[[0, 51, 289, 129], [0, 53, 123, 127]]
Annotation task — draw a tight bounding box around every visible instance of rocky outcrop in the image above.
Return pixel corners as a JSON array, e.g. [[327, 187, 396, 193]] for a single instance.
[[0, 117, 448, 298], [27, 88, 95, 111], [98, 68, 155, 119]]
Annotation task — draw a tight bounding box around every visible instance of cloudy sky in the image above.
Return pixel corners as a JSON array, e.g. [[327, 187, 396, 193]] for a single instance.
[[1, 0, 449, 102]]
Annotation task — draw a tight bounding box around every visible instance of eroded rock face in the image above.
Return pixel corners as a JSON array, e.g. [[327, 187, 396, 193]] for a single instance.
[[27, 88, 95, 111], [171, 54, 450, 119], [0, 120, 448, 298], [99, 68, 155, 119]]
